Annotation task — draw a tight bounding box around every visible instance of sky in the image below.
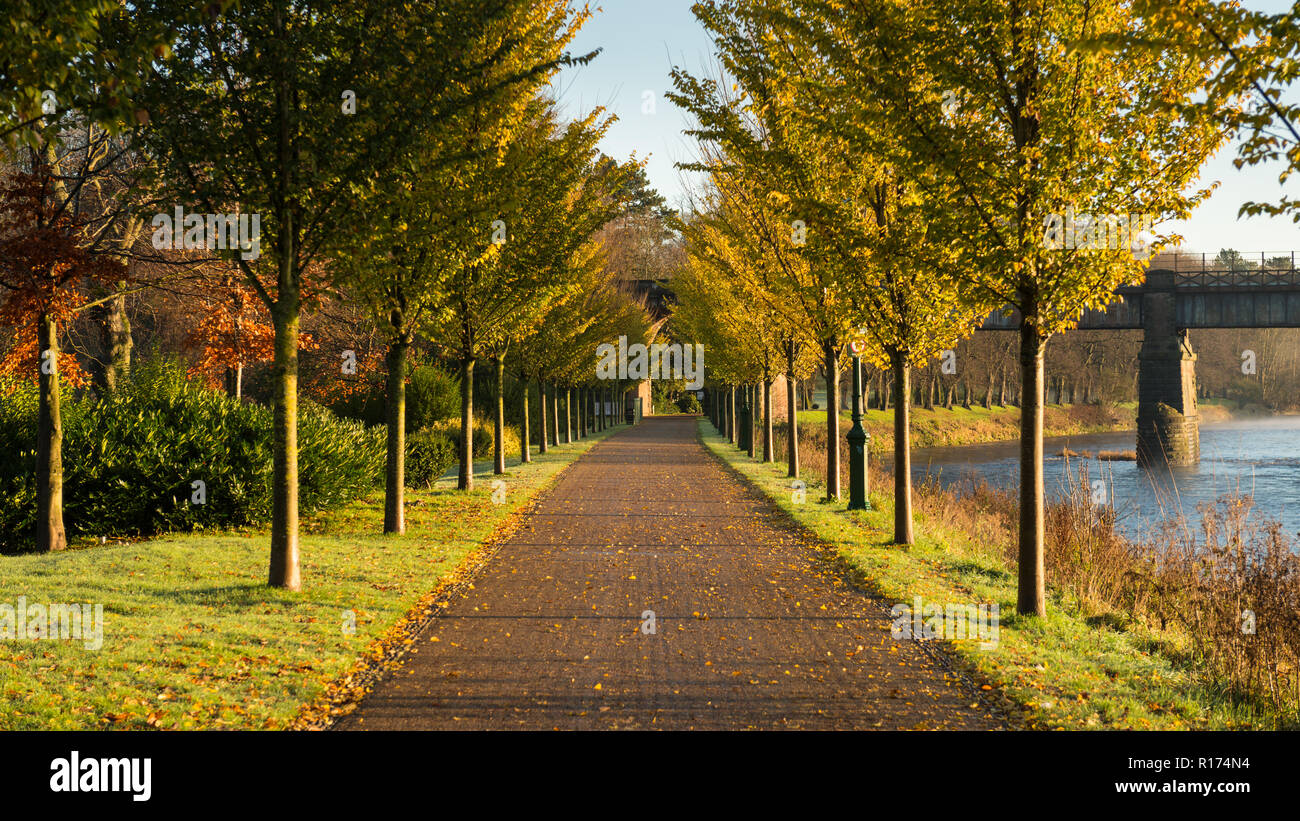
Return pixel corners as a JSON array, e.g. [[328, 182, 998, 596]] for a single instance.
[[551, 0, 714, 214], [553, 0, 1299, 256]]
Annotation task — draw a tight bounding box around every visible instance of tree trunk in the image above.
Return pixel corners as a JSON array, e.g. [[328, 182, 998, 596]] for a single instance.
[[492, 355, 506, 474], [719, 387, 728, 439], [95, 284, 133, 396], [762, 376, 773, 462], [579, 387, 587, 438], [538, 379, 548, 454], [786, 343, 799, 478], [728, 385, 736, 443], [564, 387, 573, 443], [94, 212, 140, 396], [383, 338, 408, 534], [891, 351, 914, 545], [520, 373, 531, 462], [1018, 323, 1048, 617], [551, 382, 560, 446], [268, 306, 301, 589], [823, 343, 841, 500], [266, 53, 303, 590], [36, 313, 67, 552], [457, 355, 475, 491], [224, 364, 243, 400], [747, 383, 757, 458]]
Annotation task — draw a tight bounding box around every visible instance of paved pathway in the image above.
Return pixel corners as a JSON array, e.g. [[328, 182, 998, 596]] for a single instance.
[[338, 416, 1006, 730]]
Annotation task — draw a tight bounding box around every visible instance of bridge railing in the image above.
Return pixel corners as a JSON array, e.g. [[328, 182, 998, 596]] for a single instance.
[[1150, 251, 1300, 289]]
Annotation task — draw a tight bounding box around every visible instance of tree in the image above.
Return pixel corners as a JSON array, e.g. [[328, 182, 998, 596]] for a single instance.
[[673, 203, 786, 460], [0, 147, 124, 551], [515, 240, 649, 454], [126, 0, 588, 586], [1214, 248, 1255, 273], [1131, 1, 1300, 223], [1, 0, 179, 144], [182, 272, 324, 398], [428, 97, 628, 491], [729, 0, 992, 542], [675, 181, 808, 469], [790, 0, 1226, 613], [671, 37, 859, 499], [482, 127, 634, 477]]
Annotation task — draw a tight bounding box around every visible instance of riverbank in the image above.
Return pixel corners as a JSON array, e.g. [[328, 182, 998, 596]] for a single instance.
[[703, 416, 1300, 730], [790, 397, 1257, 454]]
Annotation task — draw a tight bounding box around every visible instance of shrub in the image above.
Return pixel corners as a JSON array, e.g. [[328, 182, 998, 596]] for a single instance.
[[297, 400, 386, 513], [652, 381, 689, 415], [676, 393, 702, 414], [0, 382, 42, 549], [0, 359, 383, 551], [652, 395, 679, 414], [324, 361, 461, 430], [422, 416, 519, 462], [406, 365, 460, 430], [405, 428, 457, 488]]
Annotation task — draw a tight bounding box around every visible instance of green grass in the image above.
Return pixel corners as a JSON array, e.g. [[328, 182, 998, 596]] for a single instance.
[[0, 426, 622, 730], [700, 417, 1274, 730]]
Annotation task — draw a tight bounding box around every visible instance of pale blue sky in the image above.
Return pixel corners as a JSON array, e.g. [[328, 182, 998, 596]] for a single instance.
[[554, 0, 1299, 254]]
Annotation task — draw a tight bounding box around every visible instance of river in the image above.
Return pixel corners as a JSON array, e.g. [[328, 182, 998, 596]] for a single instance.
[[900, 417, 1300, 542]]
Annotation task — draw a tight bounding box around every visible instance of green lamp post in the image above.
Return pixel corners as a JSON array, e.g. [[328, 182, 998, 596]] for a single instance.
[[847, 340, 870, 511]]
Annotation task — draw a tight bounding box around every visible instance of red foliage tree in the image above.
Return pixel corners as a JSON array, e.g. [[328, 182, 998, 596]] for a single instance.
[[181, 269, 323, 398], [181, 273, 277, 397], [0, 162, 125, 551]]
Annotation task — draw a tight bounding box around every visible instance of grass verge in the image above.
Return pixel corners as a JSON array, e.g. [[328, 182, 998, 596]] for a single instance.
[[699, 417, 1270, 730], [794, 402, 1136, 453], [791, 397, 1250, 454], [0, 424, 624, 730]]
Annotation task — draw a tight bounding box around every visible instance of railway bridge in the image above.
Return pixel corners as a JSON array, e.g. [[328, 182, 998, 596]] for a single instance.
[[981, 252, 1300, 465]]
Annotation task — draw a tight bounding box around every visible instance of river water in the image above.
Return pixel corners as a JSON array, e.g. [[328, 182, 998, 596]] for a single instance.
[[902, 417, 1300, 542]]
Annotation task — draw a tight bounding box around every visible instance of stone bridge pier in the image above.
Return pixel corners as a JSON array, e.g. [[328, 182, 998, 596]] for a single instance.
[[1136, 270, 1199, 465]]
